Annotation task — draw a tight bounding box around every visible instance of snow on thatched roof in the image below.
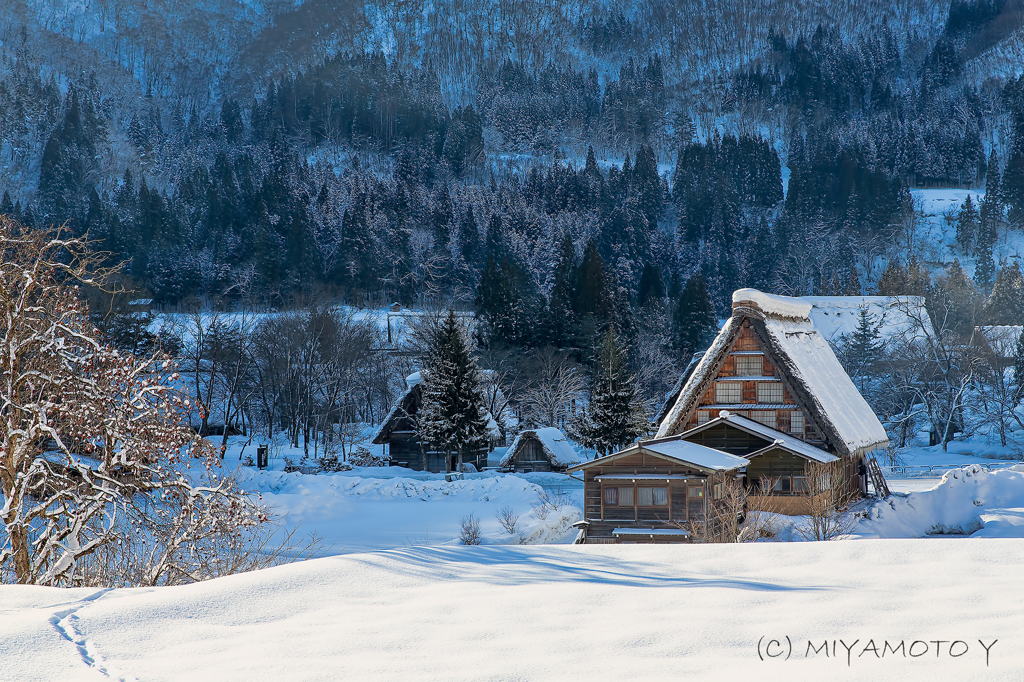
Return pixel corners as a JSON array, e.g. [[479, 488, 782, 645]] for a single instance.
[[975, 325, 1023, 359], [658, 289, 889, 458], [801, 296, 934, 343], [501, 427, 580, 467], [733, 288, 813, 320]]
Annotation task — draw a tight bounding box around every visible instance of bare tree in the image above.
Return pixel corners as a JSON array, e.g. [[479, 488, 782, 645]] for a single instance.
[[1, 219, 268, 586], [518, 346, 585, 429], [689, 474, 746, 543], [794, 461, 858, 541]]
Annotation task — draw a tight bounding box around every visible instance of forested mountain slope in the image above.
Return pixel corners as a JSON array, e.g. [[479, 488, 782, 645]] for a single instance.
[[2, 0, 1024, 340]]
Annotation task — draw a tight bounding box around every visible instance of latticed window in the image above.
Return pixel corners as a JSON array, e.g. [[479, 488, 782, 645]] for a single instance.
[[715, 382, 743, 404], [751, 410, 777, 429], [734, 355, 764, 376], [756, 382, 784, 404], [790, 411, 805, 434], [697, 410, 710, 424]]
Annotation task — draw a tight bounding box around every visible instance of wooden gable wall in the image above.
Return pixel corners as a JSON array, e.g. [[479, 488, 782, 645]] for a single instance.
[[682, 318, 831, 452], [579, 450, 710, 532]]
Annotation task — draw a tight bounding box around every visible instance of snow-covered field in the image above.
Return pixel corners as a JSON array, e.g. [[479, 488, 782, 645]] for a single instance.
[[2, 540, 1019, 681], [9, 433, 1024, 680]]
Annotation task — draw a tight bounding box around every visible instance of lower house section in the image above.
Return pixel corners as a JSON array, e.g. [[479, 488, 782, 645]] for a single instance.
[[576, 520, 693, 544]]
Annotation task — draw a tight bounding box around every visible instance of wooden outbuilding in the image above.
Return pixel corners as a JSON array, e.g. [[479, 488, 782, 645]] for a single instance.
[[658, 288, 890, 498], [567, 438, 748, 543], [500, 428, 580, 473], [371, 372, 502, 472]]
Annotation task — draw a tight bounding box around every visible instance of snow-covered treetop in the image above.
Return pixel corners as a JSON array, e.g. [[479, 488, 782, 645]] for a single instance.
[[732, 288, 813, 321]]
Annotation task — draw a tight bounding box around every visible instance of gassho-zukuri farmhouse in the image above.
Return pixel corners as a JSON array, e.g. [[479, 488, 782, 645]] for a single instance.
[[569, 288, 891, 544]]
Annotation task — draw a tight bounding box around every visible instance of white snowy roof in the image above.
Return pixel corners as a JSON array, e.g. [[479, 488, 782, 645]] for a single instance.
[[801, 296, 934, 343], [691, 412, 838, 464], [659, 289, 889, 457], [733, 288, 812, 320], [501, 427, 580, 467], [406, 371, 424, 387], [640, 439, 749, 471], [975, 326, 1023, 358]]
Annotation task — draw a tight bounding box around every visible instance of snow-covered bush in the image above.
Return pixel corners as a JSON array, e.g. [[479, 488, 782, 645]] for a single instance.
[[348, 446, 388, 468], [317, 453, 354, 472], [459, 514, 482, 545]]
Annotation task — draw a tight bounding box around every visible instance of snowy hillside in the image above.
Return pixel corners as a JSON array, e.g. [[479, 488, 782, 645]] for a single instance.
[[2, 541, 1019, 680]]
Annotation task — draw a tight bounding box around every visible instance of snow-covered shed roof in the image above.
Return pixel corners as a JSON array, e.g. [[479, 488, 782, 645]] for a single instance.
[[682, 411, 839, 464], [974, 326, 1023, 359], [657, 289, 889, 458], [568, 437, 748, 474], [801, 296, 934, 343], [500, 428, 580, 468]]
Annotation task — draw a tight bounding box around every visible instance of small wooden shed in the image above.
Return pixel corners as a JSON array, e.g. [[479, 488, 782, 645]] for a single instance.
[[371, 372, 502, 472], [500, 428, 580, 473]]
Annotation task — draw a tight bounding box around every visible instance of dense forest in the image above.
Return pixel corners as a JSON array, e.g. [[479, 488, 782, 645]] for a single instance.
[[4, 0, 1024, 422]]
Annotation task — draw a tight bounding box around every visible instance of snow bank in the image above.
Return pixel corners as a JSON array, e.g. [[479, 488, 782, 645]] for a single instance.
[[857, 465, 1024, 538], [3, 542, 1021, 680], [803, 296, 934, 343]]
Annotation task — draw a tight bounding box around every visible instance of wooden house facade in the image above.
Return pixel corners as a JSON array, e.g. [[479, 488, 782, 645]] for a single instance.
[[658, 288, 890, 500], [679, 411, 840, 515], [567, 439, 748, 543]]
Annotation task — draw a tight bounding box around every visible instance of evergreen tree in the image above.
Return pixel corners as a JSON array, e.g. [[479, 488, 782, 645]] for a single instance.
[[929, 259, 979, 338], [573, 239, 610, 321], [955, 194, 978, 253], [844, 307, 883, 388], [475, 254, 534, 347], [418, 311, 491, 471], [984, 261, 1024, 324], [672, 274, 716, 357], [975, 242, 995, 290], [571, 329, 647, 456], [636, 262, 665, 308], [543, 231, 577, 348], [1013, 331, 1024, 403], [1004, 112, 1024, 222]]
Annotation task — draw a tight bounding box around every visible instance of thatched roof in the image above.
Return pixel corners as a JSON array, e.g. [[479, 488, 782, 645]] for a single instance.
[[657, 288, 889, 459], [500, 428, 580, 468]]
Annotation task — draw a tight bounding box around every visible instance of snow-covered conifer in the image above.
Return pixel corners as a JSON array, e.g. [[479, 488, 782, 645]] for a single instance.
[[984, 262, 1024, 325], [418, 310, 490, 471], [571, 329, 648, 457]]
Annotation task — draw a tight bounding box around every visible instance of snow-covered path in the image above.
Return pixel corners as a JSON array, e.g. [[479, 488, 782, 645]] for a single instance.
[[2, 541, 1020, 681]]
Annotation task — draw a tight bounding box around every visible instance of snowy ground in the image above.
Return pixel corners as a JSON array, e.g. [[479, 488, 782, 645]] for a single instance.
[[217, 436, 584, 554], [2, 541, 1019, 681]]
